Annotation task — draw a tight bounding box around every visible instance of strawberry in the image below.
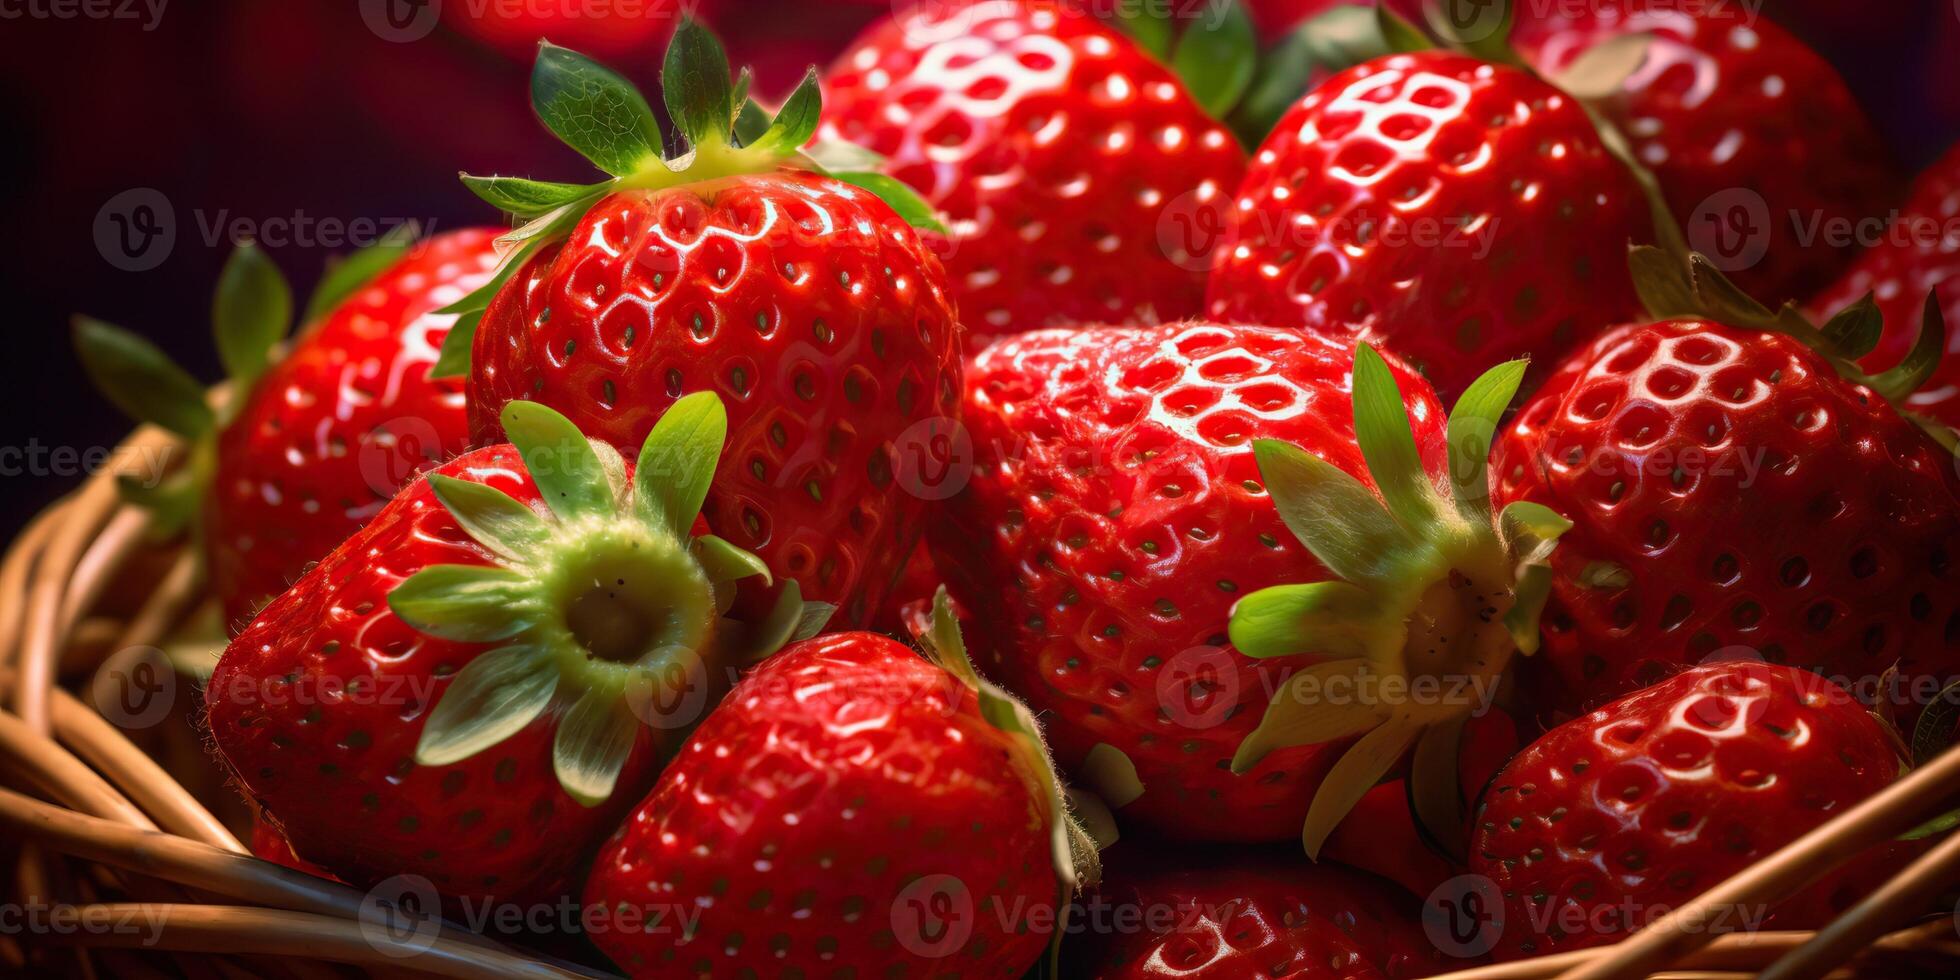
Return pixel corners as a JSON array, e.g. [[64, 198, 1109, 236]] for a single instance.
[[1205, 50, 1649, 400], [73, 229, 500, 631], [207, 395, 826, 904], [582, 592, 1096, 978], [930, 322, 1570, 855], [453, 26, 962, 630], [249, 818, 335, 881], [1469, 661, 1913, 960], [1069, 845, 1453, 978], [1510, 0, 1899, 307], [1492, 247, 1960, 722], [819, 0, 1248, 338], [1811, 143, 1960, 430]]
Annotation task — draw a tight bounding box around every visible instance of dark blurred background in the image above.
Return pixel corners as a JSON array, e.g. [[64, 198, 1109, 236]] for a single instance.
[[1, 0, 1956, 535]]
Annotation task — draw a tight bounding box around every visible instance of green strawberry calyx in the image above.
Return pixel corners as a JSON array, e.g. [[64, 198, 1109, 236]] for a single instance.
[[1629, 244, 1958, 453], [431, 20, 944, 378], [915, 588, 1101, 970], [388, 393, 833, 807], [1226, 344, 1569, 860], [73, 232, 422, 540]]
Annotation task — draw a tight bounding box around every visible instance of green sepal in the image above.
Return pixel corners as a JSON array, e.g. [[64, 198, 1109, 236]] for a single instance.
[[919, 589, 1099, 894], [793, 602, 836, 642], [388, 565, 539, 642], [1911, 679, 1960, 768], [728, 68, 753, 127], [1498, 500, 1572, 564], [692, 534, 771, 586], [1233, 658, 1388, 773], [553, 687, 640, 807], [1350, 344, 1442, 530], [1407, 715, 1469, 863], [633, 391, 726, 539], [430, 202, 596, 380], [414, 643, 557, 766], [747, 68, 821, 157], [1106, 2, 1173, 58], [1081, 743, 1144, 809], [116, 469, 201, 539], [1818, 292, 1885, 362], [501, 401, 616, 522], [733, 98, 773, 146], [1230, 4, 1389, 145], [827, 171, 949, 235], [1169, 0, 1256, 120], [532, 41, 664, 177], [1628, 244, 1699, 320], [1302, 717, 1421, 858], [461, 175, 609, 220], [662, 20, 734, 149], [800, 138, 885, 173], [726, 580, 825, 665], [1870, 292, 1947, 404], [1445, 358, 1528, 522], [1377, 3, 1434, 54], [1253, 438, 1418, 589], [1545, 31, 1653, 100], [212, 241, 292, 390], [425, 474, 550, 563], [1899, 808, 1960, 841], [72, 316, 215, 440], [430, 310, 484, 381], [1422, 0, 1518, 67], [1228, 581, 1390, 661], [303, 224, 417, 324]]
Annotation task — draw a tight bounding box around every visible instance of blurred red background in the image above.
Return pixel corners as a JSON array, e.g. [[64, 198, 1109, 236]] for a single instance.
[[0, 0, 1954, 532]]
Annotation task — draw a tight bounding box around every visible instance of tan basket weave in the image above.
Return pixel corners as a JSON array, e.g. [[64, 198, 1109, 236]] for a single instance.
[[3, 423, 1959, 978]]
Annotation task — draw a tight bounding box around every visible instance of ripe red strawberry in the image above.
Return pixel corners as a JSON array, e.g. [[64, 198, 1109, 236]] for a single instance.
[[249, 818, 335, 881], [1511, 1, 1899, 307], [457, 27, 961, 630], [73, 230, 500, 631], [582, 594, 1095, 978], [930, 322, 1570, 853], [1069, 845, 1453, 978], [1493, 251, 1960, 722], [1470, 661, 1912, 960], [208, 395, 824, 904], [820, 0, 1247, 338], [1811, 144, 1960, 430], [1206, 50, 1649, 400]]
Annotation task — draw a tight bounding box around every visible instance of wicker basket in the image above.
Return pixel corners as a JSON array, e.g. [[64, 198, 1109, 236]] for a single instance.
[[4, 422, 1959, 979]]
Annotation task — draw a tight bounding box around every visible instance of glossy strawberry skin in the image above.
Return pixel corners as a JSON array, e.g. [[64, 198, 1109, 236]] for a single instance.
[[467, 172, 962, 628], [207, 445, 666, 905], [583, 632, 1056, 978], [1513, 3, 1898, 307], [1811, 144, 1960, 429], [1071, 846, 1453, 979], [1206, 52, 1647, 400], [208, 228, 500, 631], [821, 1, 1246, 339], [930, 323, 1447, 841], [1492, 318, 1960, 722], [1471, 662, 1910, 960]]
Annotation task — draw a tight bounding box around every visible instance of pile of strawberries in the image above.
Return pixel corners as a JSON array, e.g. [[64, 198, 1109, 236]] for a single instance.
[[73, 1, 1960, 975]]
